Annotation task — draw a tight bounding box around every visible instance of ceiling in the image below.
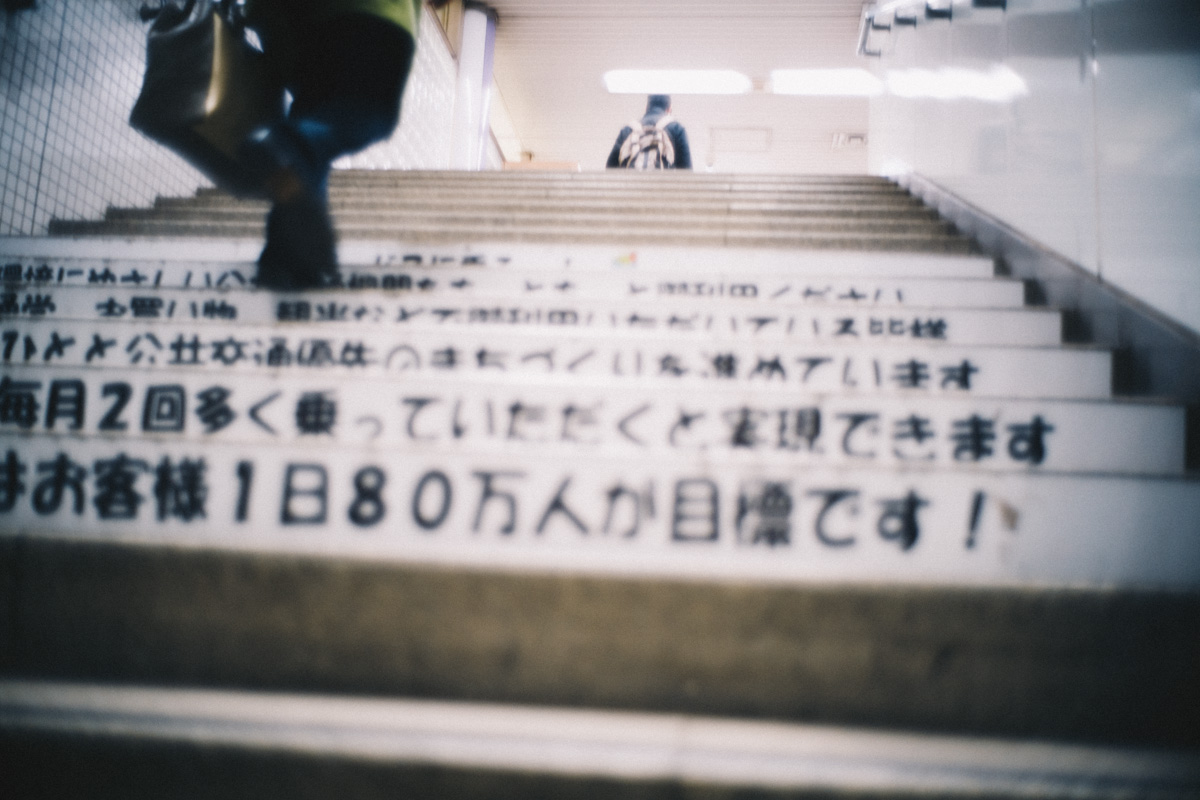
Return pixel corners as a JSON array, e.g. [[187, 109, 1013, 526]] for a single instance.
[[485, 0, 873, 173]]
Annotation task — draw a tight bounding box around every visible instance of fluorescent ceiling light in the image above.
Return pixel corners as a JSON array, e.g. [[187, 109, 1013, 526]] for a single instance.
[[884, 66, 1029, 103], [770, 69, 884, 97], [603, 69, 752, 95]]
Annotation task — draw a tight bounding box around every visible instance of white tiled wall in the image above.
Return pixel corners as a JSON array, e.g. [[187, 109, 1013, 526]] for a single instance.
[[0, 0, 207, 236], [0, 0, 459, 236], [867, 0, 1200, 337], [336, 11, 457, 171]]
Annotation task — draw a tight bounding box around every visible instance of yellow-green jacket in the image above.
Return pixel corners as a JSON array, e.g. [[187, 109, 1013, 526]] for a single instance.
[[245, 0, 420, 36], [245, 0, 421, 80]]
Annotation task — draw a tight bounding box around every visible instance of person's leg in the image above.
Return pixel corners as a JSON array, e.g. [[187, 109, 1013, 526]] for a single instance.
[[248, 14, 415, 290]]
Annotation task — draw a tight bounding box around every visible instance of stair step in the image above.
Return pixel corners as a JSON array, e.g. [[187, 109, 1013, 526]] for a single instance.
[[4, 681, 1197, 799], [155, 194, 938, 218], [0, 367, 1181, 473], [106, 206, 956, 237], [2, 438, 1197, 588], [46, 219, 975, 253]]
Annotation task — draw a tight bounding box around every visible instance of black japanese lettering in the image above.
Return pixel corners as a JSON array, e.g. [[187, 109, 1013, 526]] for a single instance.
[[472, 470, 523, 535], [33, 453, 86, 515], [45, 379, 85, 430], [348, 466, 386, 527], [401, 397, 438, 441], [838, 413, 880, 459], [143, 384, 186, 433], [952, 415, 996, 462], [672, 479, 719, 542], [235, 461, 254, 522], [535, 477, 588, 536], [966, 491, 985, 549], [281, 464, 328, 525], [295, 392, 337, 435], [810, 489, 858, 548], [877, 491, 928, 551], [99, 382, 132, 432], [154, 457, 207, 521], [736, 481, 793, 547], [0, 450, 27, 512], [93, 454, 149, 520], [0, 376, 40, 428], [412, 470, 452, 530], [601, 482, 653, 538], [195, 387, 236, 434], [1008, 416, 1055, 466]]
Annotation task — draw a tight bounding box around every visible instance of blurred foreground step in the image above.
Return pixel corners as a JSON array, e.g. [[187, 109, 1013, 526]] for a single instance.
[[0, 367, 1184, 474], [2, 539, 1199, 750], [2, 680, 1198, 800]]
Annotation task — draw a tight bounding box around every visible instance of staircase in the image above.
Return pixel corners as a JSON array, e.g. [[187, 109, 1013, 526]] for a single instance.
[[3, 170, 1199, 798]]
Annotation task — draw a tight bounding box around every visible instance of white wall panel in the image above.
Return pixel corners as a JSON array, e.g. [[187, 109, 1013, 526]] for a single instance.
[[869, 0, 1200, 336]]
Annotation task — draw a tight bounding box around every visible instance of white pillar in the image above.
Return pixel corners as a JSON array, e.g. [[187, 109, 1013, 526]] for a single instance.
[[450, 2, 498, 170]]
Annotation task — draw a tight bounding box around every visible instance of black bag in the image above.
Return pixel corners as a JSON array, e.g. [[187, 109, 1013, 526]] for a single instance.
[[129, 0, 284, 196]]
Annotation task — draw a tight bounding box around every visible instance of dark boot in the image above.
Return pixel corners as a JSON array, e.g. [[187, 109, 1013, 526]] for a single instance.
[[242, 126, 340, 290], [256, 195, 340, 291]]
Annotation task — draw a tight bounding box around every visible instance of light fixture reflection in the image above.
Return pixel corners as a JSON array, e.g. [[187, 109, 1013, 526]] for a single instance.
[[770, 69, 884, 97], [603, 69, 752, 95], [884, 65, 1028, 102], [767, 65, 1028, 103]]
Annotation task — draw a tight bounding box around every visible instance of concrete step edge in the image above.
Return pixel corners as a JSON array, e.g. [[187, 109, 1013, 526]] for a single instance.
[[2, 680, 1196, 798]]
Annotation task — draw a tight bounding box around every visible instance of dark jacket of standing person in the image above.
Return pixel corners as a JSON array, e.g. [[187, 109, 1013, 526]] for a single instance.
[[241, 0, 445, 290], [606, 94, 692, 170]]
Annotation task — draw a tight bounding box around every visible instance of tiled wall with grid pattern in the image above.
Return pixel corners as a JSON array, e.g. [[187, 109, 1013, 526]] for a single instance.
[[0, 0, 206, 236], [1, 1, 458, 237], [337, 12, 457, 171]]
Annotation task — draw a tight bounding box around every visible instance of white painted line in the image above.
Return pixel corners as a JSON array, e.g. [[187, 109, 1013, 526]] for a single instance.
[[1, 681, 1196, 798]]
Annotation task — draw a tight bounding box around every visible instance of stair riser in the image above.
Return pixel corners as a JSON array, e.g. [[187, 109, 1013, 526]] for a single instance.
[[318, 180, 910, 193], [110, 208, 954, 236], [0, 318, 1105, 396], [49, 221, 974, 253], [0, 243, 999, 277], [0, 303, 1062, 346], [1, 272, 1026, 309], [1, 440, 1198, 589], [157, 196, 938, 217], [0, 370, 1180, 473], [317, 181, 912, 195]]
